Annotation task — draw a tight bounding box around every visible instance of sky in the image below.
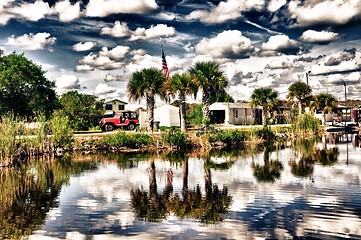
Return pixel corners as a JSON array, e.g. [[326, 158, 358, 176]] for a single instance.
[[1, 0, 361, 105]]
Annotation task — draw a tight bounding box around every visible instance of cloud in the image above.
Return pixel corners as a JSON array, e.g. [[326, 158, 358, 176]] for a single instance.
[[7, 32, 56, 50], [265, 60, 294, 69], [104, 73, 125, 82], [76, 46, 129, 71], [72, 41, 97, 52], [260, 35, 300, 56], [55, 0, 82, 22], [85, 0, 159, 17], [100, 21, 130, 38], [10, 0, 53, 22], [195, 30, 254, 59], [101, 21, 176, 41], [288, 0, 361, 26], [130, 24, 176, 41], [186, 0, 265, 24], [55, 74, 82, 92], [94, 83, 117, 96], [300, 30, 340, 44], [323, 49, 356, 66]]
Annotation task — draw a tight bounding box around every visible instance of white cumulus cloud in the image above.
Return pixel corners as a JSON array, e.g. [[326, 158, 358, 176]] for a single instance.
[[289, 0, 361, 26], [300, 30, 340, 43], [261, 35, 300, 56], [55, 0, 82, 22], [72, 41, 97, 52], [55, 74, 82, 93], [186, 0, 265, 24], [85, 0, 158, 17], [7, 32, 56, 50], [195, 30, 254, 59]]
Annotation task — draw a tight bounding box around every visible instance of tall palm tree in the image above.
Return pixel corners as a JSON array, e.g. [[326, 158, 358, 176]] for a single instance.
[[250, 87, 280, 126], [287, 81, 311, 114], [189, 61, 229, 121], [127, 68, 166, 132], [314, 93, 336, 125], [164, 73, 198, 132]]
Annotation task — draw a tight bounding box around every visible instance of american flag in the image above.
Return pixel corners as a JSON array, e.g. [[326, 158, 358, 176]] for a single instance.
[[161, 48, 170, 79]]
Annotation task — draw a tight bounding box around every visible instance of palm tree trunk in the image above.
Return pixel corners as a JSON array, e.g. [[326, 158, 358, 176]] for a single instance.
[[146, 92, 155, 132], [179, 92, 187, 133], [262, 109, 267, 126], [202, 90, 211, 121], [148, 159, 157, 200], [182, 158, 188, 191]]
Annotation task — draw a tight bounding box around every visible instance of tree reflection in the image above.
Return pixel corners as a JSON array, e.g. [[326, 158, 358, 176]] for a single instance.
[[0, 156, 98, 239], [130, 154, 232, 224], [252, 145, 283, 183], [289, 137, 339, 178], [289, 156, 314, 178]]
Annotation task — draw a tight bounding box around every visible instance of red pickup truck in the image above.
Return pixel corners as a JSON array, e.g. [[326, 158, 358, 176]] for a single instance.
[[99, 110, 139, 131]]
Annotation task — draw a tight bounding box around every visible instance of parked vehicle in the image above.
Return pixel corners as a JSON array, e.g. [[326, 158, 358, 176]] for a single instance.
[[99, 110, 139, 131]]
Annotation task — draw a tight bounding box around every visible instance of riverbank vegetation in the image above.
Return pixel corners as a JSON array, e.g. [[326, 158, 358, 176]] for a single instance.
[[0, 52, 347, 168]]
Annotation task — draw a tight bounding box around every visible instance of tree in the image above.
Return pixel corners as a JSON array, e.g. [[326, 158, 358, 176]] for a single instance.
[[189, 61, 229, 121], [287, 81, 311, 114], [165, 73, 198, 132], [58, 91, 104, 130], [250, 87, 280, 126], [0, 52, 58, 118], [127, 68, 166, 132], [313, 93, 336, 125]]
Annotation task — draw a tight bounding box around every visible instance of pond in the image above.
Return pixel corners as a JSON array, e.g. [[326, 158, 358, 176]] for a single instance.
[[1, 133, 361, 239]]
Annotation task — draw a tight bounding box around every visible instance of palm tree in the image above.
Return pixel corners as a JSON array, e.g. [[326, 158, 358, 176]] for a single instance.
[[287, 81, 311, 114], [127, 68, 166, 132], [250, 87, 280, 126], [189, 61, 229, 121], [313, 93, 336, 125], [165, 73, 198, 132]]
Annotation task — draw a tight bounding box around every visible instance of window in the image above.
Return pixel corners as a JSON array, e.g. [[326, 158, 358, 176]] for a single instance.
[[235, 109, 238, 119], [118, 105, 125, 111], [105, 104, 112, 110]]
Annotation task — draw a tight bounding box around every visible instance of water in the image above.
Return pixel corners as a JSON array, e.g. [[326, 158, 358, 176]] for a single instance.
[[1, 133, 361, 239]]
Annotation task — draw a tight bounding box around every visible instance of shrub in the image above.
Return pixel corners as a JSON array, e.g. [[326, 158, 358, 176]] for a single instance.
[[162, 128, 187, 149], [291, 114, 321, 136], [50, 111, 74, 150], [103, 131, 153, 149], [207, 130, 245, 146]]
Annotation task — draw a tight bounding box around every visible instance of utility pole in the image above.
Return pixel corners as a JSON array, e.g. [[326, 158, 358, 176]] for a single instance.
[[343, 82, 347, 101]]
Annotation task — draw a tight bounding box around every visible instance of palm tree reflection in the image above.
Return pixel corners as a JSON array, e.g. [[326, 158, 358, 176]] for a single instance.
[[289, 137, 339, 178], [251, 145, 283, 183], [130, 155, 232, 224]]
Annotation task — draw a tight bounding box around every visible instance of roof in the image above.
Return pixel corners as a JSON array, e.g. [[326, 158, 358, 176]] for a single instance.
[[210, 102, 262, 110], [104, 99, 128, 104]]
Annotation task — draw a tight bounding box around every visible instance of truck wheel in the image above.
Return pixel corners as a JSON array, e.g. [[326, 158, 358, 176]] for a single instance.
[[105, 124, 114, 131], [128, 122, 136, 131]]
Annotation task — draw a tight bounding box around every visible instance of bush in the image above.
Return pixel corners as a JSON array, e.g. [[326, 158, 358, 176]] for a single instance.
[[162, 128, 187, 149], [103, 131, 153, 149], [207, 130, 245, 146], [291, 114, 321, 136], [50, 111, 74, 150]]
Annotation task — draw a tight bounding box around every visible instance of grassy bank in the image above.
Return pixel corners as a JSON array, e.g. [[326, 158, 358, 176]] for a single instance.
[[0, 114, 323, 167]]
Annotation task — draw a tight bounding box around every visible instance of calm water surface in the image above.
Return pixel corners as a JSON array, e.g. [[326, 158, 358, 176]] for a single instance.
[[1, 133, 361, 240]]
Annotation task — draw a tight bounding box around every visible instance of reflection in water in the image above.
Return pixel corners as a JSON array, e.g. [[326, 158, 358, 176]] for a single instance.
[[1, 134, 361, 239], [131, 155, 232, 224], [0, 156, 98, 239]]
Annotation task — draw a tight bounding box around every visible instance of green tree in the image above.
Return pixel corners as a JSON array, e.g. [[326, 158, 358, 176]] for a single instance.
[[58, 91, 104, 130], [189, 61, 229, 121], [0, 52, 58, 118], [313, 93, 336, 125], [287, 81, 311, 115], [128, 68, 166, 132], [165, 73, 198, 132], [250, 87, 280, 126]]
